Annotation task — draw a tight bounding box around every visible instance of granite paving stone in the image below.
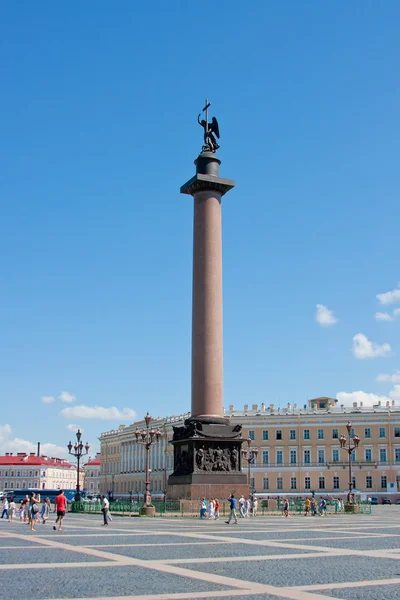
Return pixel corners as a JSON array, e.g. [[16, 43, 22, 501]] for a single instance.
[[175, 555, 400, 587], [321, 583, 400, 599], [0, 548, 108, 564], [0, 565, 235, 600]]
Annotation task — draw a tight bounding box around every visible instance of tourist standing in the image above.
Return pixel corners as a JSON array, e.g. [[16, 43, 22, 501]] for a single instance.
[[214, 498, 220, 520], [283, 498, 289, 518], [252, 497, 258, 517], [244, 497, 251, 517], [208, 498, 215, 519], [8, 498, 16, 522], [29, 492, 41, 532], [304, 497, 310, 516], [101, 494, 110, 525], [225, 494, 238, 524], [53, 490, 67, 531], [41, 497, 51, 524], [200, 498, 207, 519], [238, 495, 245, 518]]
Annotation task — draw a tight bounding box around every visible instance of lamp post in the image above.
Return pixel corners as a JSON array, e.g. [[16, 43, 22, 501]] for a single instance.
[[67, 430, 89, 501], [339, 421, 360, 505], [241, 437, 259, 497], [134, 413, 161, 516]]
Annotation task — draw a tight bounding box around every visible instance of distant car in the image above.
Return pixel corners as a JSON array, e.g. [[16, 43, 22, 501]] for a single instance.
[[370, 497, 379, 505], [382, 498, 392, 505], [395, 499, 400, 505]]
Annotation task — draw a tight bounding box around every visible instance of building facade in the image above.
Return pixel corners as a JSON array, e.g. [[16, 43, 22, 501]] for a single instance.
[[83, 454, 101, 494], [0, 453, 79, 491], [98, 398, 400, 498]]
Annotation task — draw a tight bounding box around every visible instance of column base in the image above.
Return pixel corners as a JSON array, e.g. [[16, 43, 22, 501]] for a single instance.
[[140, 505, 156, 517]]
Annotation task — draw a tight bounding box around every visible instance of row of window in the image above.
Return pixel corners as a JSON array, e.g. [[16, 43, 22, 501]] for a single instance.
[[249, 427, 397, 441], [1, 481, 39, 489], [0, 470, 40, 478], [258, 448, 399, 465], [260, 475, 389, 491]]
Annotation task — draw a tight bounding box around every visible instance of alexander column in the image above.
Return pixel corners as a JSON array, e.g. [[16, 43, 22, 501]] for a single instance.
[[168, 101, 247, 500]]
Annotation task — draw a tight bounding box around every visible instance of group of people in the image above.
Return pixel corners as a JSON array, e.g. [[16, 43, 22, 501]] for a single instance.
[[303, 496, 328, 516], [224, 494, 258, 524], [1, 491, 67, 532], [200, 497, 220, 519]]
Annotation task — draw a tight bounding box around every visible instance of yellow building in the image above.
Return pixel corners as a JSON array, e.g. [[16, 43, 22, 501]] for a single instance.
[[98, 398, 400, 498]]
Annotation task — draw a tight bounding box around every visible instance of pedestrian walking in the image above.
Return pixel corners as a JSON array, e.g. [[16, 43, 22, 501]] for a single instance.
[[1, 498, 9, 519], [283, 498, 289, 518], [199, 498, 207, 519], [320, 497, 327, 516], [41, 497, 51, 524], [311, 497, 317, 516], [19, 502, 24, 521], [208, 498, 215, 519], [225, 493, 238, 524], [53, 490, 67, 531]]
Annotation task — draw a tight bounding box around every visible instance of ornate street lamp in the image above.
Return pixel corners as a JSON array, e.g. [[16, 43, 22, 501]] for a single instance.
[[134, 412, 161, 516], [67, 429, 90, 501], [339, 421, 360, 505], [241, 437, 259, 496]]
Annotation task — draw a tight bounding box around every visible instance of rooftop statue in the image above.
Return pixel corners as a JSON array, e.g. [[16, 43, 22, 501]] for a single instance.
[[198, 98, 220, 153]]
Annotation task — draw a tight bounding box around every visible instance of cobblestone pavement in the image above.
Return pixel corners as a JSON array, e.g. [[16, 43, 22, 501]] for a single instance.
[[1, 506, 400, 600]]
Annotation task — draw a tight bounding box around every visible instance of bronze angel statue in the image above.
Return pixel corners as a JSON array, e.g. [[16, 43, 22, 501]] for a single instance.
[[198, 114, 220, 153]]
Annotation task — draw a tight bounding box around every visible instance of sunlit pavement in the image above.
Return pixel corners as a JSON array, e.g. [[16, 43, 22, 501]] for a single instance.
[[1, 507, 400, 600]]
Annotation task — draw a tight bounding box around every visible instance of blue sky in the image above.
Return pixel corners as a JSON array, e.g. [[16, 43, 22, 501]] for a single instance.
[[1, 1, 399, 459]]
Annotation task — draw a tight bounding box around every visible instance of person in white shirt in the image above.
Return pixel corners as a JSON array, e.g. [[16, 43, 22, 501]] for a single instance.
[[238, 495, 245, 518], [1, 498, 9, 519], [8, 498, 16, 522], [101, 495, 110, 526]]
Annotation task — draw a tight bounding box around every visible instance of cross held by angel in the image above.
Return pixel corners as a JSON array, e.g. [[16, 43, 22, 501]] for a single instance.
[[198, 99, 220, 153]]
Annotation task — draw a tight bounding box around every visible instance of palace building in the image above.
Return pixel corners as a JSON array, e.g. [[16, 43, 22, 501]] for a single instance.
[[0, 453, 79, 491], [98, 397, 400, 498]]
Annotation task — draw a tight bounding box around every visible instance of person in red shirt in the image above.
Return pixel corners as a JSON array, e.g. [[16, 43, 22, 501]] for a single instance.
[[53, 490, 67, 531]]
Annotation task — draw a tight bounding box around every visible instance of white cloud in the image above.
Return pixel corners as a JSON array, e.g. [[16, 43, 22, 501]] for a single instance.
[[336, 390, 391, 408], [66, 424, 84, 434], [376, 370, 400, 384], [59, 391, 76, 404], [315, 304, 338, 326], [60, 405, 136, 421], [41, 396, 56, 404], [377, 284, 400, 305], [375, 312, 393, 321], [0, 423, 68, 457], [390, 385, 400, 402], [394, 308, 400, 317], [352, 333, 391, 359]]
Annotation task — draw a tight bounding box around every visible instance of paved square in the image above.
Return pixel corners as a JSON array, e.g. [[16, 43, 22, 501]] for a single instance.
[[1, 507, 400, 600]]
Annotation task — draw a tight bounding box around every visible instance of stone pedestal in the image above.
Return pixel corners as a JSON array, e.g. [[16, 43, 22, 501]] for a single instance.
[[167, 420, 247, 500]]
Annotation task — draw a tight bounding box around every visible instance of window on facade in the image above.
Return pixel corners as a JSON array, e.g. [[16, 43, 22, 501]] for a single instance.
[[379, 427, 386, 439], [366, 476, 372, 489], [263, 477, 269, 490], [303, 450, 310, 464], [395, 428, 400, 438], [317, 429, 324, 440], [248, 430, 255, 441], [4, 481, 8, 488], [9, 482, 14, 488], [11, 471, 14, 477], [262, 451, 269, 465], [262, 430, 268, 441], [290, 477, 297, 490], [333, 476, 340, 489], [276, 450, 283, 465], [29, 471, 32, 477], [381, 476, 387, 489], [290, 429, 296, 440], [318, 477, 325, 489], [304, 476, 311, 489], [332, 429, 339, 439], [318, 449, 325, 464], [332, 449, 340, 462], [290, 450, 297, 465], [395, 448, 400, 463], [379, 448, 387, 463], [277, 477, 283, 490], [365, 448, 372, 462], [5, 471, 8, 477], [276, 430, 282, 440], [364, 428, 371, 439], [303, 429, 310, 440]]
